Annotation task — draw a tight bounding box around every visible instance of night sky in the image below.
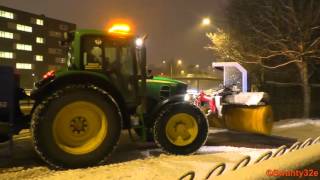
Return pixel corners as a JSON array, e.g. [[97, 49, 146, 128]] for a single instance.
[[0, 0, 228, 67]]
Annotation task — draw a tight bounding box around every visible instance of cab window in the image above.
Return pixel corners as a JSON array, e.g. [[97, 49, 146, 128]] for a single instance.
[[82, 36, 103, 70], [120, 47, 133, 75]]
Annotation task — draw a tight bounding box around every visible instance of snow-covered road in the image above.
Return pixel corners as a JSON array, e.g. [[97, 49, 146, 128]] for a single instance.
[[0, 119, 319, 180]]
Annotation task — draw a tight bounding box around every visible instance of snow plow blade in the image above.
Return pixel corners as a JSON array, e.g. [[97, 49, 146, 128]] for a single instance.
[[222, 105, 273, 135]]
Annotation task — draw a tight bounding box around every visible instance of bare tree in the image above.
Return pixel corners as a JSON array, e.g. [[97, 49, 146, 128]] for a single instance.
[[207, 0, 320, 117]]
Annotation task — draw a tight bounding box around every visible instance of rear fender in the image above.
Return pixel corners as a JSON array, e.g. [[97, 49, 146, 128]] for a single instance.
[[31, 72, 131, 129]]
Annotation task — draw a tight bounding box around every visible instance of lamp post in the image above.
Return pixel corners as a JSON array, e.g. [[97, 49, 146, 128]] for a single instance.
[[162, 60, 173, 78], [162, 59, 183, 78]]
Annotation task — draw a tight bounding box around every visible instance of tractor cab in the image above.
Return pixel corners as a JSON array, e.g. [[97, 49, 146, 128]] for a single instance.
[[62, 26, 144, 106]]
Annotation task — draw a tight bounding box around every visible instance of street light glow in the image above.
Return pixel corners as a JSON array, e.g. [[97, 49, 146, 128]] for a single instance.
[[202, 17, 211, 26], [162, 60, 166, 64], [177, 59, 182, 65], [195, 64, 200, 68]]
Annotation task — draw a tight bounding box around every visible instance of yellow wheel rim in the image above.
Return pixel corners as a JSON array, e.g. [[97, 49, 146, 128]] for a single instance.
[[53, 101, 107, 155], [165, 113, 198, 146]]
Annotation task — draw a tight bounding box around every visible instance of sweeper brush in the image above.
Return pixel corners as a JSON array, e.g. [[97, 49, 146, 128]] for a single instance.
[[190, 87, 274, 135], [223, 105, 273, 135]]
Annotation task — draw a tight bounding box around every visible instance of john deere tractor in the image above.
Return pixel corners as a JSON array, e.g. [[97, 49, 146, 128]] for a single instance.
[[0, 24, 208, 168]]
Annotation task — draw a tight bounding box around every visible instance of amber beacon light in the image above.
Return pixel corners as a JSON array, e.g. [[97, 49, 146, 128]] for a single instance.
[[108, 24, 131, 35]]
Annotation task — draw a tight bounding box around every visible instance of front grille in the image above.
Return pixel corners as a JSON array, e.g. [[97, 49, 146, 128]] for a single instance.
[[160, 86, 170, 100]]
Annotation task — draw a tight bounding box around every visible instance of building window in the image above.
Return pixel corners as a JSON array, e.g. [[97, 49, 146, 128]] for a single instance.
[[36, 18, 44, 26], [48, 48, 62, 55], [36, 37, 44, 44], [35, 55, 43, 61], [55, 57, 65, 64], [16, 43, 32, 51], [59, 24, 69, 31], [0, 51, 13, 59], [16, 63, 32, 70], [16, 24, 32, 33], [0, 10, 14, 19], [48, 65, 61, 71], [0, 31, 13, 39], [49, 31, 62, 38]]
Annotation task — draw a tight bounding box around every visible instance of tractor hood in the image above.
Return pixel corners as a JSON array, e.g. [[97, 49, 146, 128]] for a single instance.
[[146, 76, 187, 101], [150, 76, 186, 84]]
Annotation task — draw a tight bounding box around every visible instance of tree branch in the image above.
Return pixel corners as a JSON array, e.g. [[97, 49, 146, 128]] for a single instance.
[[265, 81, 301, 86], [261, 59, 301, 69]]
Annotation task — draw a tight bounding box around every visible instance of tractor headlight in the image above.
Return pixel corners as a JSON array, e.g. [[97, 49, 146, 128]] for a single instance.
[[135, 38, 144, 47], [184, 94, 191, 101]]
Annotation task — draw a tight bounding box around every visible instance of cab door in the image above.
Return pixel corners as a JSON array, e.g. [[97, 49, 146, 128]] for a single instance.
[[107, 44, 138, 106]]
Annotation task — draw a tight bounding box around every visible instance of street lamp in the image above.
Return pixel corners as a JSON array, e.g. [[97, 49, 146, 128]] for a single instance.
[[162, 60, 173, 78], [162, 59, 183, 78], [202, 17, 211, 26], [195, 64, 200, 68]]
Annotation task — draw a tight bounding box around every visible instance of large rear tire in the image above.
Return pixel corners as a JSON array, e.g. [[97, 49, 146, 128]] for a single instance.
[[153, 102, 208, 155], [31, 85, 122, 169]]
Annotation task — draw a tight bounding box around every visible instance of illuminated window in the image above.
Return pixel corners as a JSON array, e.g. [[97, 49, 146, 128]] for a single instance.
[[16, 43, 32, 51], [36, 19, 44, 26], [36, 37, 44, 44], [0, 10, 14, 19], [35, 55, 43, 61], [16, 24, 32, 33], [0, 31, 13, 39], [16, 63, 32, 70], [0, 51, 13, 59]]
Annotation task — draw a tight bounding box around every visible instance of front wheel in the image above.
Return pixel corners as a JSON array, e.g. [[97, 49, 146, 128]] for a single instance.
[[153, 102, 208, 155]]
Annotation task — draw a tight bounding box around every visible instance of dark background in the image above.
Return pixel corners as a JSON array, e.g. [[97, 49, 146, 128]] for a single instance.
[[1, 0, 319, 119], [0, 0, 228, 68]]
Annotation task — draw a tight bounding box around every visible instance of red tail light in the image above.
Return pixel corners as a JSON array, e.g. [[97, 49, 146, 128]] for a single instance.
[[43, 70, 55, 79]]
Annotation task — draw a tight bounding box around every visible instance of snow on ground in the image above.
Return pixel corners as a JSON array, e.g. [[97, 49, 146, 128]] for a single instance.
[[273, 118, 320, 129], [0, 119, 319, 180], [199, 145, 274, 160]]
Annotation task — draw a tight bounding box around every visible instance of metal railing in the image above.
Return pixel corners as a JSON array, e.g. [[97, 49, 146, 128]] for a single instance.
[[179, 136, 320, 180]]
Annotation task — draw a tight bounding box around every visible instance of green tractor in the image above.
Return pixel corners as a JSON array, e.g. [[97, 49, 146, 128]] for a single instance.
[[24, 25, 208, 168]]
